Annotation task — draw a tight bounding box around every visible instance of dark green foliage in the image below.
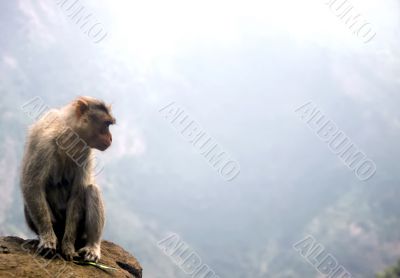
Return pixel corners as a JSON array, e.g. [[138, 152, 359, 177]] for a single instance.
[[377, 260, 400, 278]]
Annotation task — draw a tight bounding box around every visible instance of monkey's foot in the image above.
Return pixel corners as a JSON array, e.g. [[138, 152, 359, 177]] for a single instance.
[[38, 233, 57, 257], [78, 245, 101, 262]]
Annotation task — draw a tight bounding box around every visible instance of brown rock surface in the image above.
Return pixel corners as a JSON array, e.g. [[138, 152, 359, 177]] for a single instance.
[[0, 236, 142, 278]]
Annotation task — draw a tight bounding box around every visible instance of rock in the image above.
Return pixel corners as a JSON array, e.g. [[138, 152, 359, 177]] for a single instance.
[[0, 236, 142, 278]]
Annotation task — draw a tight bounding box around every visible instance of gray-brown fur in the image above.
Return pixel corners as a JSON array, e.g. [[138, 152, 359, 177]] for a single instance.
[[20, 96, 115, 262]]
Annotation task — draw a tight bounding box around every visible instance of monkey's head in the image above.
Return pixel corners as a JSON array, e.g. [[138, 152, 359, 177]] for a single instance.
[[73, 96, 116, 151]]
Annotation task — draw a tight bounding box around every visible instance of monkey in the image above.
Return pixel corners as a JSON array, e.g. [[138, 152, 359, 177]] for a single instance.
[[20, 96, 116, 262]]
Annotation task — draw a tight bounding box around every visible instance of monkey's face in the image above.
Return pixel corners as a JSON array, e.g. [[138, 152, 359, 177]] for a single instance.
[[76, 98, 116, 151], [88, 112, 116, 151], [88, 117, 114, 151]]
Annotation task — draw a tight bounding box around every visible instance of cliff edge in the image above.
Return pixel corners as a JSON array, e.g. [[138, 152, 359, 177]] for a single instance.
[[0, 236, 142, 277]]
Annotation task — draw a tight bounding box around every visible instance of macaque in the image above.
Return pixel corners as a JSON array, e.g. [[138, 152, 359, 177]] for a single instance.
[[21, 96, 116, 262]]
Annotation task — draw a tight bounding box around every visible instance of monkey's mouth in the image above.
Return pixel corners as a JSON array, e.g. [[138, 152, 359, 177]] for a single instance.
[[97, 143, 111, 151]]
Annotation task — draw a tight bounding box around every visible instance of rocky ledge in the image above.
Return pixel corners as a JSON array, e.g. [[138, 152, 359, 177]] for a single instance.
[[0, 236, 142, 277]]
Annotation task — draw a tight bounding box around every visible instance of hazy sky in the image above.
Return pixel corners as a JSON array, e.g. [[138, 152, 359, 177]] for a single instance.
[[1, 0, 400, 277]]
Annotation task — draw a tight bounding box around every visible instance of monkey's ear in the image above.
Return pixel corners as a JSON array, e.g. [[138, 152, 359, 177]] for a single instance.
[[76, 98, 89, 118]]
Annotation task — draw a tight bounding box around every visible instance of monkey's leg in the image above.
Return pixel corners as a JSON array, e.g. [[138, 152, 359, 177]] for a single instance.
[[24, 204, 59, 258], [77, 184, 105, 262], [24, 206, 38, 235], [23, 184, 57, 254]]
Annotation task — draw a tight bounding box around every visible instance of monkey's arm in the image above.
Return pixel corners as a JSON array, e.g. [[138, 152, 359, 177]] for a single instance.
[[62, 190, 84, 260], [61, 169, 89, 260], [78, 183, 105, 262]]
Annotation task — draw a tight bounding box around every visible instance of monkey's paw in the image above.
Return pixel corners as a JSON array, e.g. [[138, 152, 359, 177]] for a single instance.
[[61, 242, 77, 261], [78, 245, 101, 262], [38, 233, 57, 257]]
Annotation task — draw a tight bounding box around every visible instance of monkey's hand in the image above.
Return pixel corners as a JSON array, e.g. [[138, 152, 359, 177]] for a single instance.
[[38, 231, 57, 256], [61, 240, 77, 261], [78, 245, 101, 262]]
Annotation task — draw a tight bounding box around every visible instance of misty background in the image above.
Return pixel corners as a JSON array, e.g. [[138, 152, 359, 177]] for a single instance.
[[0, 0, 399, 277]]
